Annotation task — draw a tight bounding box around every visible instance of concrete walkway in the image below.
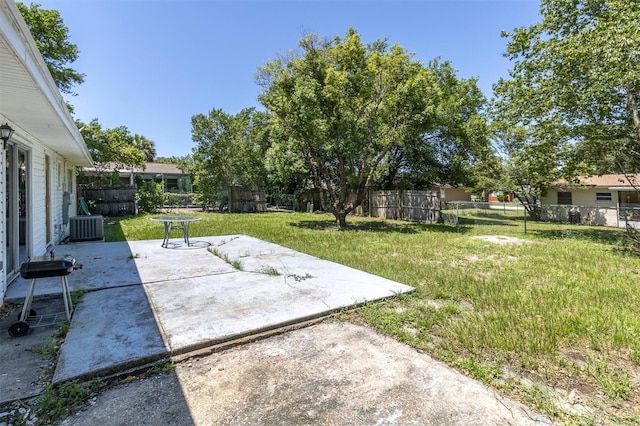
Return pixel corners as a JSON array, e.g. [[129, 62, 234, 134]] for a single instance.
[[2, 235, 552, 424]]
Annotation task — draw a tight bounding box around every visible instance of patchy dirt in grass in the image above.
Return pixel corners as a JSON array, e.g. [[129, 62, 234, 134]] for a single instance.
[[523, 347, 640, 422], [466, 254, 518, 263], [472, 235, 532, 245]]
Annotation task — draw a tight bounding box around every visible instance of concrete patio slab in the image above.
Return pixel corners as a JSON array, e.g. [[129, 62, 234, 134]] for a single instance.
[[47, 235, 414, 383], [144, 274, 340, 353], [53, 285, 168, 383], [125, 238, 235, 283]]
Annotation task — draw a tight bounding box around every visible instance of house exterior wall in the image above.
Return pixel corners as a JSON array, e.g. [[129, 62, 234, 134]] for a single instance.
[[0, 154, 5, 296], [1, 0, 91, 301], [32, 145, 46, 256], [542, 188, 619, 208], [539, 204, 618, 226], [49, 155, 76, 247], [439, 187, 471, 202], [541, 188, 620, 226], [9, 137, 79, 261], [82, 163, 192, 193], [0, 123, 83, 300], [136, 173, 192, 192]]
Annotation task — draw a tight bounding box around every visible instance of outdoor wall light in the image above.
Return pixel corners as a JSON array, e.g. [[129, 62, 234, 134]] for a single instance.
[[0, 123, 14, 150]]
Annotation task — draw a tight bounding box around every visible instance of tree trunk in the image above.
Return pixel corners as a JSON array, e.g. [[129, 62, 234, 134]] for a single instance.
[[334, 211, 348, 229], [515, 193, 541, 220]]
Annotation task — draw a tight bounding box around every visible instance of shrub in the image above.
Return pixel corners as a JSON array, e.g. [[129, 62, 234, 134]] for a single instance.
[[135, 181, 163, 213]]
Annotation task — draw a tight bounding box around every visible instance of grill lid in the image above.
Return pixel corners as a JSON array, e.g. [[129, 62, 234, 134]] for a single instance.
[[19, 255, 77, 279]]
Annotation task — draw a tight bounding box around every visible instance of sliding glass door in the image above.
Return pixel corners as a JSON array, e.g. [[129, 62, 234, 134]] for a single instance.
[[5, 145, 29, 285]]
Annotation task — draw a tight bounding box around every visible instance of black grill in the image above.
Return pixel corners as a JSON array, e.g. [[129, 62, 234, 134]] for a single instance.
[[8, 254, 80, 337], [19, 255, 76, 279]]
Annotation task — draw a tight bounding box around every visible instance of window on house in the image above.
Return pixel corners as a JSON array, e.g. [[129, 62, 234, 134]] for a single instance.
[[166, 178, 179, 191], [596, 192, 612, 202], [557, 192, 572, 205]]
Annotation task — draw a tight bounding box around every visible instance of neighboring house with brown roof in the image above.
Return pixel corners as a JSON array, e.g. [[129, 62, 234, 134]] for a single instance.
[[122, 162, 192, 193], [84, 162, 192, 193], [540, 174, 640, 227]]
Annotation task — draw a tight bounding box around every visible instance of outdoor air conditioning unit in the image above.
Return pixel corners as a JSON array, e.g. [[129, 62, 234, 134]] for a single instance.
[[69, 215, 104, 241]]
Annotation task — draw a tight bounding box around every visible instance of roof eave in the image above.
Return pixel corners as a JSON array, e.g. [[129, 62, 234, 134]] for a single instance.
[[0, 0, 93, 166]]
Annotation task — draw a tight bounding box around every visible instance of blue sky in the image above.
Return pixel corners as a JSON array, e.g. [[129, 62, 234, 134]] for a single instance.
[[36, 0, 541, 158]]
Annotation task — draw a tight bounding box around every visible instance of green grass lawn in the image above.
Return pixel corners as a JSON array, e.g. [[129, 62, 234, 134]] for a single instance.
[[106, 211, 640, 424]]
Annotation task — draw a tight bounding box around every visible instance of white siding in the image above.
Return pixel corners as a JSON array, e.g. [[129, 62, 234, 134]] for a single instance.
[[1, 126, 85, 300], [51, 156, 73, 245], [30, 144, 47, 256], [0, 152, 5, 296], [19, 147, 75, 256]]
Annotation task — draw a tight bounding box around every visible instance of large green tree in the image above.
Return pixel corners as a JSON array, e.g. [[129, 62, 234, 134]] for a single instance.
[[259, 29, 476, 228], [17, 2, 84, 95], [494, 0, 640, 191], [78, 119, 147, 182], [188, 108, 269, 209], [375, 59, 489, 190], [490, 121, 567, 217]]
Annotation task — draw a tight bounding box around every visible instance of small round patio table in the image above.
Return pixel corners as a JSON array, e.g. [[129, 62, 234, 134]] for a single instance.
[[151, 216, 201, 248]]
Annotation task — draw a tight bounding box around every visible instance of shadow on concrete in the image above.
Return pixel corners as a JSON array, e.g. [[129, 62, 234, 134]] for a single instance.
[[0, 297, 65, 404], [0, 240, 189, 420]]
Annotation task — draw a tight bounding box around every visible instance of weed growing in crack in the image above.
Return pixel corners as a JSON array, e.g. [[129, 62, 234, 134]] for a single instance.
[[145, 361, 175, 375], [208, 248, 243, 270], [35, 378, 107, 423], [286, 273, 313, 282], [260, 266, 281, 276]]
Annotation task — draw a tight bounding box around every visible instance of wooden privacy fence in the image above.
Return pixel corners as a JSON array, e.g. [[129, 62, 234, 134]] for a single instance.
[[228, 186, 267, 213], [78, 185, 137, 216], [369, 190, 440, 223]]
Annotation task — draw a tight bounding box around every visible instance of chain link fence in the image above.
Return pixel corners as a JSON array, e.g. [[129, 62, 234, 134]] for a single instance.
[[441, 201, 525, 226], [442, 201, 639, 229]]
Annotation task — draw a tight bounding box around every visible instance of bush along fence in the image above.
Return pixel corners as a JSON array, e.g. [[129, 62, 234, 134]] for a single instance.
[[162, 193, 196, 209]]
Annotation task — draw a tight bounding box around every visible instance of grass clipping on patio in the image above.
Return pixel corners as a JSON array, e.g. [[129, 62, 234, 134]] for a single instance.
[[108, 211, 640, 424]]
